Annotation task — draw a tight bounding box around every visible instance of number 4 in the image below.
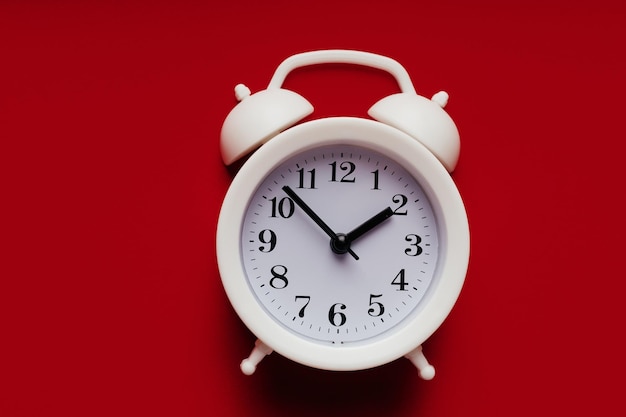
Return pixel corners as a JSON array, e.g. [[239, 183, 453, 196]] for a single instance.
[[392, 269, 408, 291]]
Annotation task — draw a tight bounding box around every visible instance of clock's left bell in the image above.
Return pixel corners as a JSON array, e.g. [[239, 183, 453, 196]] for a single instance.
[[220, 84, 314, 165]]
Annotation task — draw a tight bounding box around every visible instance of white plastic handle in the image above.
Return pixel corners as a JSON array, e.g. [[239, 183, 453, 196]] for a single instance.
[[267, 50, 417, 95]]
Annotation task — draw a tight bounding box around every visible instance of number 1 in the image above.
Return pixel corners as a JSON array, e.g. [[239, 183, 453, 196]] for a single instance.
[[371, 170, 380, 190]]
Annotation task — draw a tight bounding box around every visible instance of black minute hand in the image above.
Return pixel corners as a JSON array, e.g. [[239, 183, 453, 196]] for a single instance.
[[345, 207, 394, 243], [282, 185, 359, 260]]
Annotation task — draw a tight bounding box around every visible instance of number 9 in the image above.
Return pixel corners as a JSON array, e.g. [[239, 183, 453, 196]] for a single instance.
[[259, 229, 277, 252]]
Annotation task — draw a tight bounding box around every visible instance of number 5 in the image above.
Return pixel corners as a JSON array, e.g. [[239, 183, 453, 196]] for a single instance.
[[367, 294, 385, 317]]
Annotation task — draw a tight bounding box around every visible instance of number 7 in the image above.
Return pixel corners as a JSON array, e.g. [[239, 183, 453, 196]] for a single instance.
[[295, 296, 311, 318]]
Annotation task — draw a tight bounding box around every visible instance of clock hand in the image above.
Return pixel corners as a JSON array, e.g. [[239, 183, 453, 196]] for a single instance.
[[345, 207, 394, 243], [282, 186, 336, 238], [282, 185, 359, 260]]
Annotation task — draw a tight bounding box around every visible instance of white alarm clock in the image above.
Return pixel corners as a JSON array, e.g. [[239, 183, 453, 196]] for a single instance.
[[216, 50, 469, 379]]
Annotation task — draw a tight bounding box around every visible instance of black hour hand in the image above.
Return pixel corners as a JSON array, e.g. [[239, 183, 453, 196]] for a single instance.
[[346, 207, 394, 243]]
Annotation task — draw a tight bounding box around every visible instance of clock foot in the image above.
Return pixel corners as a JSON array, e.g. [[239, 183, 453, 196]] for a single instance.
[[240, 339, 273, 375], [405, 345, 435, 380]]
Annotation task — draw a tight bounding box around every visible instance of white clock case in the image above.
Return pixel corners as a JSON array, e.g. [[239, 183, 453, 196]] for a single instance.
[[217, 116, 469, 373]]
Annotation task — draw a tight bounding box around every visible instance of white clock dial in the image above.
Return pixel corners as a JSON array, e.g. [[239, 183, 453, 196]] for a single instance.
[[240, 144, 439, 345]]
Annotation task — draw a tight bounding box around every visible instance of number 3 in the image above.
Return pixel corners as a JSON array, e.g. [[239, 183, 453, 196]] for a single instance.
[[404, 234, 423, 256]]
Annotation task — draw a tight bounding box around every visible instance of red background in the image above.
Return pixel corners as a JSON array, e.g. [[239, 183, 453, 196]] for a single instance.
[[2, 1, 625, 416]]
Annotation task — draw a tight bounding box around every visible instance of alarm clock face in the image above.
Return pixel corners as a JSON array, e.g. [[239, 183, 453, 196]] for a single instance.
[[240, 143, 439, 345], [217, 117, 468, 370]]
